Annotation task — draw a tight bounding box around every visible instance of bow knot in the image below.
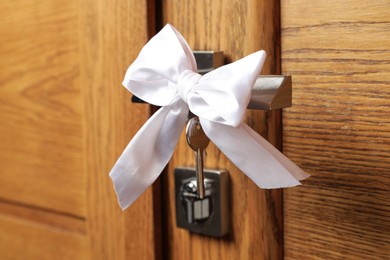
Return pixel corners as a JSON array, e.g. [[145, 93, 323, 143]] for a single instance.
[[177, 70, 202, 103], [109, 24, 309, 210]]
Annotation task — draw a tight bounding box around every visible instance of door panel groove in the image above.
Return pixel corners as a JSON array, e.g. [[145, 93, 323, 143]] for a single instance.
[[0, 199, 86, 234]]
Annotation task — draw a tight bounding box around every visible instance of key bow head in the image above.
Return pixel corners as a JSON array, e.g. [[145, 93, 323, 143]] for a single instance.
[[186, 117, 210, 152]]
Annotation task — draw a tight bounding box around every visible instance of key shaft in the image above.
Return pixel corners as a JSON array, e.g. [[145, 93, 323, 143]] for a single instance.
[[196, 147, 205, 198], [186, 116, 209, 199]]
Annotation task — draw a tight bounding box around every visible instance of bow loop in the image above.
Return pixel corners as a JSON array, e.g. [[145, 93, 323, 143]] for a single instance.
[[122, 24, 197, 106], [187, 51, 266, 127], [177, 70, 202, 103]]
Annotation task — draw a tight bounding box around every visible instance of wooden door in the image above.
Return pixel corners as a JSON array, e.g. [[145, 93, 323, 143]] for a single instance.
[[161, 1, 283, 259], [2, 0, 389, 260], [158, 0, 389, 259], [0, 0, 160, 259], [281, 1, 390, 259], [1, 0, 285, 259]]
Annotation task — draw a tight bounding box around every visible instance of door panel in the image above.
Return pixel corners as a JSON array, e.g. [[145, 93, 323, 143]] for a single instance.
[[162, 1, 283, 259], [281, 0, 390, 259], [0, 0, 160, 259], [0, 0, 85, 217], [80, 0, 161, 259]]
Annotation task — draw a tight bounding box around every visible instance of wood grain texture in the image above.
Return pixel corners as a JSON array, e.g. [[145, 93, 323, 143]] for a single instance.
[[0, 213, 88, 260], [80, 0, 162, 259], [0, 0, 86, 217], [162, 1, 283, 259], [0, 199, 86, 234], [281, 0, 390, 259], [0, 0, 161, 259]]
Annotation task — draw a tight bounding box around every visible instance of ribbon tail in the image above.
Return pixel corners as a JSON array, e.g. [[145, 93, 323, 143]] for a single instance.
[[110, 100, 188, 210], [200, 118, 310, 189]]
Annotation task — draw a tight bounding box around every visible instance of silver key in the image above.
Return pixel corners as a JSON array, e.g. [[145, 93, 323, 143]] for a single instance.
[[186, 116, 210, 199]]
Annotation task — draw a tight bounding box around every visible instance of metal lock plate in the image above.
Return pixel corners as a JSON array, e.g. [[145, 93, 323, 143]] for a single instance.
[[175, 167, 229, 237]]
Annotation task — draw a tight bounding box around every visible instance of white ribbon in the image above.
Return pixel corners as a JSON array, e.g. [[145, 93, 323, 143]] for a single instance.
[[110, 24, 309, 210]]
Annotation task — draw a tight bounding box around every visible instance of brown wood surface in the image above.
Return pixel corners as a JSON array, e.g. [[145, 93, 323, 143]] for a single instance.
[[281, 0, 390, 259], [80, 0, 161, 259], [0, 0, 86, 218], [162, 1, 283, 259], [0, 215, 88, 260], [0, 199, 88, 260], [81, 0, 160, 260], [0, 1, 89, 258], [0, 200, 86, 234], [0, 0, 160, 259]]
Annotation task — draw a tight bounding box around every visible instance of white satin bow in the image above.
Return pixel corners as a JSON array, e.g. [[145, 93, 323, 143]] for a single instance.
[[110, 24, 309, 210]]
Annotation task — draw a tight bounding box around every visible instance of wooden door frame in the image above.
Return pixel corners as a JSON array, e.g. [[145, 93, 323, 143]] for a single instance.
[[80, 0, 163, 259]]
